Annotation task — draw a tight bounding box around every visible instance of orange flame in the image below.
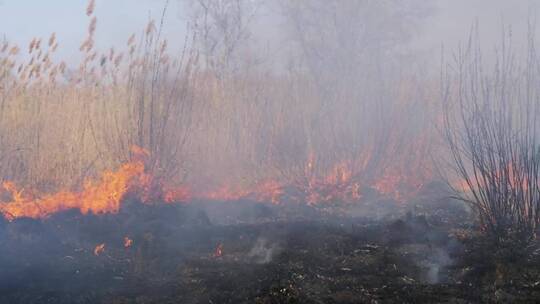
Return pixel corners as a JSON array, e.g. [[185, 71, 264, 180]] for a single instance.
[[0, 161, 146, 220], [0, 143, 433, 220], [214, 243, 223, 257], [0, 146, 194, 221], [198, 180, 284, 205], [94, 243, 105, 256], [124, 236, 133, 248], [163, 185, 192, 203]]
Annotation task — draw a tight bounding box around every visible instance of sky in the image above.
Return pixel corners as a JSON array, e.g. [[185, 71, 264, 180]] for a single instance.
[[0, 0, 187, 62], [0, 0, 538, 65], [419, 0, 538, 50]]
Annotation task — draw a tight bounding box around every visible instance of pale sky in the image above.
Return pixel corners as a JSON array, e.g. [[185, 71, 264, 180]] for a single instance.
[[0, 0, 187, 63], [0, 0, 538, 65], [419, 0, 539, 50]]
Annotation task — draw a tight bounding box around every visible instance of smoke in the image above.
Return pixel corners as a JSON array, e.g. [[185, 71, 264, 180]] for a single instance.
[[0, 1, 539, 302], [248, 238, 281, 264], [424, 247, 453, 284]]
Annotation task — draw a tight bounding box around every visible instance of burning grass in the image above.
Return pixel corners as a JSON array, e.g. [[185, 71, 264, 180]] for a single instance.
[[0, 144, 431, 221], [3, 1, 540, 302], [0, 0, 436, 219]]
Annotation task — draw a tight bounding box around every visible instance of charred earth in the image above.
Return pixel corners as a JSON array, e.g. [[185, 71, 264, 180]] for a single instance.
[[2, 184, 539, 304]]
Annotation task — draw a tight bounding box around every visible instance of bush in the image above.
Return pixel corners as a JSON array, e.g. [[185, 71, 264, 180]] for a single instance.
[[442, 27, 540, 243]]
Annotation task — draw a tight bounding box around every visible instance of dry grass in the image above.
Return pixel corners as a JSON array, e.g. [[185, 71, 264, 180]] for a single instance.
[[0, 2, 437, 197]]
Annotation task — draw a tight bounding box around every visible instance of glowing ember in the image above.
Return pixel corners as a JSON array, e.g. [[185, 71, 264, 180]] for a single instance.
[[94, 243, 105, 256], [301, 159, 364, 205], [203, 185, 250, 202], [250, 180, 284, 205], [124, 237, 133, 248], [164, 186, 191, 203], [198, 180, 284, 205], [214, 243, 223, 257]]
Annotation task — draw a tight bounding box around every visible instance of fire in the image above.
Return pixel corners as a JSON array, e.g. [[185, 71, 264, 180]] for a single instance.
[[94, 243, 105, 256], [213, 243, 223, 257], [0, 161, 146, 220], [203, 185, 250, 202], [198, 180, 284, 205], [124, 236, 133, 248], [0, 146, 190, 221], [162, 151, 427, 206], [163, 186, 191, 203], [250, 180, 284, 205], [0, 144, 433, 221], [303, 160, 362, 205], [451, 163, 530, 194], [371, 168, 424, 202]]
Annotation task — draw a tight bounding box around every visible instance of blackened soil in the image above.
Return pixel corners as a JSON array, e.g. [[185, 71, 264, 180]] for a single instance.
[[0, 198, 539, 303]]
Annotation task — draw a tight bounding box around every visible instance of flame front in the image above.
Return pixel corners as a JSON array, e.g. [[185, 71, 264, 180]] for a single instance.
[[124, 236, 133, 248], [214, 243, 223, 257], [0, 161, 146, 220], [94, 243, 105, 256], [0, 144, 431, 221]]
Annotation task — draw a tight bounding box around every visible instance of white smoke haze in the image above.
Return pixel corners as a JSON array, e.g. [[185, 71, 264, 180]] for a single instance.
[[0, 1, 539, 303], [248, 237, 281, 264]]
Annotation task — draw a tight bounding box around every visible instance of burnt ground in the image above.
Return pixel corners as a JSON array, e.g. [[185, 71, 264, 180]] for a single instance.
[[1, 184, 540, 303]]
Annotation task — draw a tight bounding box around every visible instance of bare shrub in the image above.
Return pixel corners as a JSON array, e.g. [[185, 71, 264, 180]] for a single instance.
[[442, 26, 540, 243]]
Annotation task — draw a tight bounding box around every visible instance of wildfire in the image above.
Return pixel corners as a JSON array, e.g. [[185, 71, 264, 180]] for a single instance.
[[94, 243, 105, 256], [372, 169, 421, 202], [124, 236, 133, 248], [303, 160, 362, 205], [0, 146, 190, 221], [213, 243, 223, 257], [250, 180, 284, 205], [197, 180, 284, 205], [202, 185, 251, 202], [0, 145, 432, 221], [164, 186, 192, 203], [0, 161, 147, 220]]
